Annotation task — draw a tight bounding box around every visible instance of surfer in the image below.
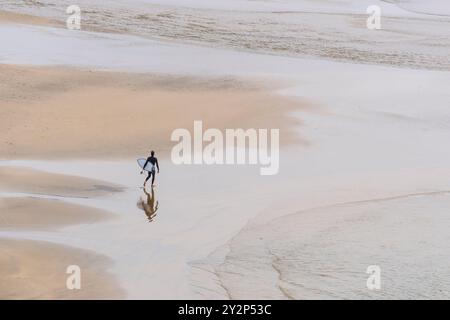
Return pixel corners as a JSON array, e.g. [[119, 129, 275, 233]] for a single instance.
[[141, 150, 160, 187]]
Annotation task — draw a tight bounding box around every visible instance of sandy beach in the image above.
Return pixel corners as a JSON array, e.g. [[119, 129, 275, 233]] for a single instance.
[[0, 64, 302, 159], [0, 238, 124, 299], [1, 0, 450, 300]]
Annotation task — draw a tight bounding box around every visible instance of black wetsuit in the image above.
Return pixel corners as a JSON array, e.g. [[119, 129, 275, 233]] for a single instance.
[[144, 156, 159, 184], [144, 156, 158, 172]]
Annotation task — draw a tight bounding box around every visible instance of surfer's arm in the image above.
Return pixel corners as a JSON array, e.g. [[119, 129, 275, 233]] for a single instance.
[[156, 159, 160, 172]]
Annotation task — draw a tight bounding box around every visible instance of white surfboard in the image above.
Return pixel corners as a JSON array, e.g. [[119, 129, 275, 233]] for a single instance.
[[137, 158, 155, 172]]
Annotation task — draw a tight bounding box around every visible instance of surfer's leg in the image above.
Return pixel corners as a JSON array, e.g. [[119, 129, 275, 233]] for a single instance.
[[151, 170, 156, 186], [144, 171, 152, 186]]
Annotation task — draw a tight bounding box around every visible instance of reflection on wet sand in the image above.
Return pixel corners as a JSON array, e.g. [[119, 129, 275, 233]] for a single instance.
[[137, 187, 159, 223]]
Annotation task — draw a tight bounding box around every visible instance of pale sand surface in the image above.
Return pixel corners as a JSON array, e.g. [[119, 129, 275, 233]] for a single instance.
[[0, 166, 124, 197], [0, 197, 114, 231], [0, 64, 302, 159], [0, 238, 124, 299]]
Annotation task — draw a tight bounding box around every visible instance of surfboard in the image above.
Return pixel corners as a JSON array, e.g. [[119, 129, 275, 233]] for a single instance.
[[137, 158, 155, 172]]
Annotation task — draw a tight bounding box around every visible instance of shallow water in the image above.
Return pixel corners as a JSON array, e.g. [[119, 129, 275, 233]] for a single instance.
[[3, 0, 450, 70], [207, 191, 450, 299]]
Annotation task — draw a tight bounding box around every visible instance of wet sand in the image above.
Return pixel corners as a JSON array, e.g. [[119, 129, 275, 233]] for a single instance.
[[0, 197, 114, 231], [0, 238, 124, 299], [0, 164, 123, 299], [0, 166, 124, 197]]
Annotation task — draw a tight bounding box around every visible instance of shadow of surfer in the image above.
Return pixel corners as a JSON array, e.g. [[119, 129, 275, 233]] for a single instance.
[[137, 187, 159, 223], [140, 150, 160, 187]]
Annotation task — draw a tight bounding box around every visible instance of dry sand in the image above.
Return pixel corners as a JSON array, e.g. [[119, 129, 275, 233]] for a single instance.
[[0, 166, 124, 197], [0, 238, 124, 299], [0, 64, 303, 159], [0, 197, 114, 231]]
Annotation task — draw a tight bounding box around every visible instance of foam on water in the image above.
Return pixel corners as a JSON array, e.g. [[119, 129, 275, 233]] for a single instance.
[[2, 0, 450, 70], [385, 0, 450, 16]]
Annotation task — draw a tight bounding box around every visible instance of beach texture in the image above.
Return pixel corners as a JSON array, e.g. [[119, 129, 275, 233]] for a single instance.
[[1, 0, 450, 299]]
